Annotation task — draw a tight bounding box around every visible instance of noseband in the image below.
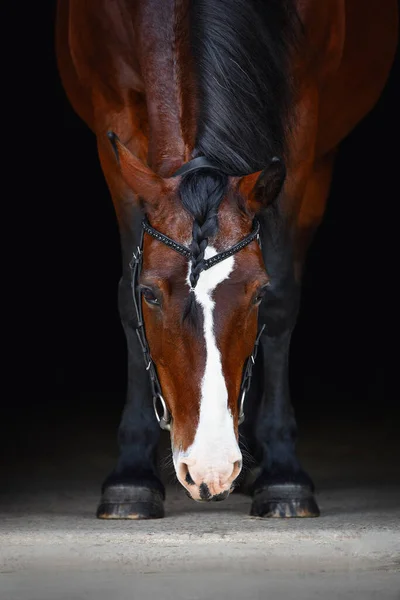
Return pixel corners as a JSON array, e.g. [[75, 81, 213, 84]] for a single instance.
[[129, 157, 266, 431]]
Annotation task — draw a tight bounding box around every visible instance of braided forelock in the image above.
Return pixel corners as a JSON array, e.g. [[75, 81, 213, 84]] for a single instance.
[[179, 169, 228, 329]]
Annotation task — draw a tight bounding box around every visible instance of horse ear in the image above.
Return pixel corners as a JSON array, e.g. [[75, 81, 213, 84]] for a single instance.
[[107, 131, 173, 206], [239, 157, 286, 213]]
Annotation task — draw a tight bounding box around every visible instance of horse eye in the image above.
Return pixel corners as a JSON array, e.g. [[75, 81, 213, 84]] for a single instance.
[[141, 287, 160, 306], [254, 284, 269, 305]]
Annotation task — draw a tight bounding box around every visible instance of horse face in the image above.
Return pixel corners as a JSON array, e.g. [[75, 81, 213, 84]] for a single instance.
[[140, 206, 269, 501]]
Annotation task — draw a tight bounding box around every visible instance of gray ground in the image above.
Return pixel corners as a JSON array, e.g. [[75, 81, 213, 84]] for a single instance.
[[1, 416, 399, 599]]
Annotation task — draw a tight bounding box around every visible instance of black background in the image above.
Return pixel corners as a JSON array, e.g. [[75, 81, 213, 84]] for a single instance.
[[8, 3, 399, 447]]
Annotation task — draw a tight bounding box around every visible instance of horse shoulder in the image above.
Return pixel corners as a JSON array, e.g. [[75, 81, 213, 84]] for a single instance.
[[316, 0, 398, 156], [56, 0, 145, 143], [284, 0, 396, 208]]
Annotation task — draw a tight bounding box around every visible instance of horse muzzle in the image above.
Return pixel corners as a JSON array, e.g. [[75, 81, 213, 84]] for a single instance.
[[175, 455, 242, 501]]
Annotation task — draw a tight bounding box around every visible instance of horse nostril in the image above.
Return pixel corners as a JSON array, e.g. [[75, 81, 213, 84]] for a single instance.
[[177, 461, 196, 486], [199, 482, 212, 500], [185, 470, 196, 486]]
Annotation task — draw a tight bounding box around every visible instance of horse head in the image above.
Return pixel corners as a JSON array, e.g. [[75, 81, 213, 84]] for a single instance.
[[109, 132, 286, 501]]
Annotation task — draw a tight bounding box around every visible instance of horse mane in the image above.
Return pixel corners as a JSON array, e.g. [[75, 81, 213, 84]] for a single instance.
[[179, 0, 300, 325], [189, 0, 300, 173]]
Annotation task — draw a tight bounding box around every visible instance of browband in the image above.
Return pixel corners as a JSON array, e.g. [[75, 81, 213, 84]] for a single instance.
[[142, 217, 260, 272]]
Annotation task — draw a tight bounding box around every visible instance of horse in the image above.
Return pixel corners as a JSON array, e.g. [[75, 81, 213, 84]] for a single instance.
[[56, 0, 397, 519]]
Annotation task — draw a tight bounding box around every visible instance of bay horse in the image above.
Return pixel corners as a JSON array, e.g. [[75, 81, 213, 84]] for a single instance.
[[56, 0, 397, 518]]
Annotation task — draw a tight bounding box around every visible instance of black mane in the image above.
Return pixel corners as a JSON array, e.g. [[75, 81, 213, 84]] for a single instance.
[[189, 0, 300, 174], [179, 0, 300, 324]]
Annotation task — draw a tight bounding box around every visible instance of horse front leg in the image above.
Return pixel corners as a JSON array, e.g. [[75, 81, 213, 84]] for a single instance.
[[244, 210, 319, 518], [249, 330, 320, 518], [243, 153, 335, 517], [96, 195, 165, 519]]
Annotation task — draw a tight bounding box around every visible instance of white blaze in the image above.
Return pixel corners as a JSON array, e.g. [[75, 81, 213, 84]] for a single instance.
[[175, 247, 242, 483]]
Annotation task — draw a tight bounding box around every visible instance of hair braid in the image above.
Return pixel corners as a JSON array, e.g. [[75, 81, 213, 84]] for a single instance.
[[179, 168, 227, 327], [189, 206, 219, 290], [179, 169, 227, 288]]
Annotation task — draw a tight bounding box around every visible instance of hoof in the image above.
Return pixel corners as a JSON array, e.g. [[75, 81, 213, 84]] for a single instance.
[[250, 484, 320, 518], [96, 485, 165, 520]]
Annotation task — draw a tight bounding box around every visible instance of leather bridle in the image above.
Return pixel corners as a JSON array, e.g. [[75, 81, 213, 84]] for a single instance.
[[129, 157, 266, 432]]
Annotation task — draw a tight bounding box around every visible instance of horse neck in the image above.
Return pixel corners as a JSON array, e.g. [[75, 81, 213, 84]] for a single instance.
[[135, 0, 197, 177]]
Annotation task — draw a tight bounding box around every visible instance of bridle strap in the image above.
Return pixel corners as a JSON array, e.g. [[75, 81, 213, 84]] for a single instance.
[[202, 220, 260, 271], [142, 219, 191, 259], [142, 217, 260, 271], [130, 230, 171, 431], [238, 323, 266, 425]]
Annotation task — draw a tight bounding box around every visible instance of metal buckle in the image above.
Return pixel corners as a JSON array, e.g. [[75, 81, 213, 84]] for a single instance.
[[238, 389, 246, 425], [153, 393, 171, 431], [129, 246, 142, 269]]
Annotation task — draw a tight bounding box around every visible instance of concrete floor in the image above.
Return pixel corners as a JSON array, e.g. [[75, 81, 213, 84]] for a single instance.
[[1, 416, 399, 599]]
